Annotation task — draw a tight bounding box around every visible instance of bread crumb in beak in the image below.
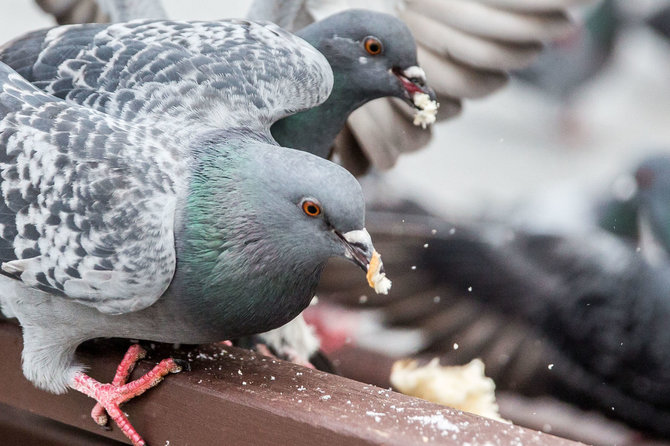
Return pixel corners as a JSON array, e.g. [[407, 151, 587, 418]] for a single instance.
[[366, 250, 392, 294], [412, 93, 439, 129]]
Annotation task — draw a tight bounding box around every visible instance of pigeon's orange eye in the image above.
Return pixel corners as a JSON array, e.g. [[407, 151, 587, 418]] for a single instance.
[[364, 37, 383, 55], [302, 200, 321, 217]]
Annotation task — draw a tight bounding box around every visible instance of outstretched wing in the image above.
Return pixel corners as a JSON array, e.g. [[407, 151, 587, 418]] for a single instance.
[[0, 61, 182, 314], [0, 19, 333, 138], [249, 0, 596, 171], [317, 199, 670, 435]]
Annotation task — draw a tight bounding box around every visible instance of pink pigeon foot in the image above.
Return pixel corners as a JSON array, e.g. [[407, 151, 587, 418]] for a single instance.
[[90, 344, 146, 426], [71, 345, 182, 446]]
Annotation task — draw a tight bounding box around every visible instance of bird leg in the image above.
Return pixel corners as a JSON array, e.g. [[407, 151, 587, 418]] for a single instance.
[[70, 345, 182, 446], [90, 344, 147, 426]]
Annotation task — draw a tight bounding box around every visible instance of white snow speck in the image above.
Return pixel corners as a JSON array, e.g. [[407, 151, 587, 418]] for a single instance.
[[408, 414, 459, 433], [366, 410, 385, 423]]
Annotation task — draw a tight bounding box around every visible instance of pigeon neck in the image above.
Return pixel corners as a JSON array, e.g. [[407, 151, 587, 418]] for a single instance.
[[270, 74, 367, 159]]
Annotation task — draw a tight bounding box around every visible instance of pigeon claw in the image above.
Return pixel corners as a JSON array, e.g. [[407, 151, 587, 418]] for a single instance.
[[91, 344, 147, 426], [71, 344, 182, 446]]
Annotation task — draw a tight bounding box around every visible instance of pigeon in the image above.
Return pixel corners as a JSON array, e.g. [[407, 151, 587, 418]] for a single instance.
[[248, 0, 599, 171], [648, 4, 670, 42], [310, 160, 670, 438], [516, 0, 619, 102], [632, 154, 670, 264], [0, 9, 430, 368], [33, 0, 598, 171], [0, 19, 386, 446], [514, 0, 619, 138]]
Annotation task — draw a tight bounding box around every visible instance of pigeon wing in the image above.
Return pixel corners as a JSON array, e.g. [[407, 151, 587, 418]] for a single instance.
[[0, 61, 181, 314], [0, 19, 333, 138]]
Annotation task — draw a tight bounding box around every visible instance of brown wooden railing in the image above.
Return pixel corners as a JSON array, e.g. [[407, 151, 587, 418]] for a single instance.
[[0, 322, 583, 445]]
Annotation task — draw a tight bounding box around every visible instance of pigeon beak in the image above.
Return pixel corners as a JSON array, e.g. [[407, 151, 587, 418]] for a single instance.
[[393, 66, 437, 106], [335, 228, 378, 273]]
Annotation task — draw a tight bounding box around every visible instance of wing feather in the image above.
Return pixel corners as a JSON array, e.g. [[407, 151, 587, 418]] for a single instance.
[[0, 19, 333, 139], [0, 61, 181, 314]]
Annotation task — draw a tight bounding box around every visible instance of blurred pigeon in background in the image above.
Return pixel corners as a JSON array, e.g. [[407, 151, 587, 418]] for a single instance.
[[514, 0, 619, 139], [309, 154, 670, 441], [517, 0, 619, 102]]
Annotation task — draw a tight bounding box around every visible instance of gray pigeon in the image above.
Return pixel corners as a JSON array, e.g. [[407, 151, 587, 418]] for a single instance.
[[249, 0, 599, 170], [313, 156, 670, 438], [0, 10, 425, 369], [0, 20, 383, 446]]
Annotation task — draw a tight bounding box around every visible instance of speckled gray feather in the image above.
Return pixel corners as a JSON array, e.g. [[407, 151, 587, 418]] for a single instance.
[[0, 64, 183, 315], [0, 19, 333, 139]]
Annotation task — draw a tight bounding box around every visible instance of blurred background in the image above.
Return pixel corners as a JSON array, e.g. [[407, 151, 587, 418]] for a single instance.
[[3, 1, 670, 445]]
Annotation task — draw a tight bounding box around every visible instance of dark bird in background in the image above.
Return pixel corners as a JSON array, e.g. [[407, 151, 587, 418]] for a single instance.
[[648, 4, 670, 42], [514, 0, 620, 140], [311, 154, 670, 440], [517, 0, 619, 100]]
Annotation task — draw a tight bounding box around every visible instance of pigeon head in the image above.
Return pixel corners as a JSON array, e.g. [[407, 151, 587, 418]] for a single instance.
[[244, 141, 374, 270], [297, 9, 435, 108], [634, 155, 670, 252], [181, 138, 377, 330], [271, 9, 435, 158]]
